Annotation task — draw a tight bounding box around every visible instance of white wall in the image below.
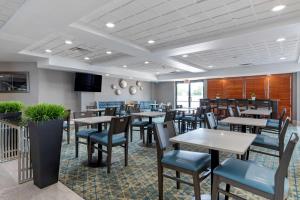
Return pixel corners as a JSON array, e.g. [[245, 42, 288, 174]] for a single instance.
[[153, 82, 175, 106], [0, 62, 39, 105], [38, 69, 81, 112]]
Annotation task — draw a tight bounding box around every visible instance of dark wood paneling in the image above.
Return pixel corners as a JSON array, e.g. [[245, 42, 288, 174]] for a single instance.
[[223, 79, 243, 98], [207, 79, 224, 98], [245, 76, 267, 99]]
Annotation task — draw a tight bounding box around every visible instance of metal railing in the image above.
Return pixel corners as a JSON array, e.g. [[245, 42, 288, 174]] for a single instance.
[[0, 120, 32, 184]]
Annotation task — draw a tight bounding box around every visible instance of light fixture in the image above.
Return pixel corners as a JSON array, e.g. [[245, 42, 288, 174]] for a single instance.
[[175, 69, 180, 72], [84, 57, 90, 60], [271, 5, 286, 12], [106, 22, 115, 28], [144, 61, 149, 64], [129, 77, 133, 79], [156, 72, 160, 74], [208, 65, 214, 68], [65, 40, 73, 45], [123, 65, 127, 68], [106, 51, 112, 55], [148, 40, 155, 44], [105, 73, 110, 76], [280, 57, 287, 60], [45, 49, 52, 53], [276, 37, 286, 42], [182, 54, 188, 58]]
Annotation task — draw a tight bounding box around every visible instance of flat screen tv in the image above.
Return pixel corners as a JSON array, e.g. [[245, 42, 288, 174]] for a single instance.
[[74, 72, 102, 92]]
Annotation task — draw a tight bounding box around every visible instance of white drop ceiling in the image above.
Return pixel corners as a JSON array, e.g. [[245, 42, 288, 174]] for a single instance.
[[0, 0, 300, 81]]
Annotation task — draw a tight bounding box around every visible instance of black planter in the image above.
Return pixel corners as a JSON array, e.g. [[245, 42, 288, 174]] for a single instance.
[[29, 119, 63, 188], [0, 112, 22, 121]]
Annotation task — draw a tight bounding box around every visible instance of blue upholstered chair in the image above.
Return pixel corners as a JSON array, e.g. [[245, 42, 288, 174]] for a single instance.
[[205, 112, 218, 129], [264, 108, 286, 135], [73, 111, 98, 158], [89, 116, 131, 173], [129, 107, 149, 143], [154, 121, 211, 200], [250, 117, 289, 159], [212, 133, 299, 200]]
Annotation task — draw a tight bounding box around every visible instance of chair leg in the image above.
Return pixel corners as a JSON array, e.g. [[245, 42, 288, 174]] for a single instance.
[[88, 140, 93, 163], [225, 184, 230, 200], [130, 125, 133, 142], [107, 146, 112, 173], [75, 136, 79, 158], [158, 166, 164, 200], [211, 175, 219, 200], [125, 141, 128, 167], [67, 129, 70, 144], [193, 173, 201, 200], [141, 127, 145, 143], [176, 171, 180, 189], [97, 144, 102, 164]]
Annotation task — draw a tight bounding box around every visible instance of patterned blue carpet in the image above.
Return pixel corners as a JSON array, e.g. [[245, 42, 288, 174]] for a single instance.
[[59, 123, 300, 200]]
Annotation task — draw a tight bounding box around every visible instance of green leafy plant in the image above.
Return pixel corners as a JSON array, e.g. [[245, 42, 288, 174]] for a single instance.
[[0, 101, 24, 113], [250, 92, 256, 97], [25, 103, 65, 122]]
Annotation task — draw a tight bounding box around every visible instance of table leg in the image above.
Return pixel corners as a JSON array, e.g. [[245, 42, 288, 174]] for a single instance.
[[241, 125, 246, 133], [98, 122, 103, 132], [148, 117, 153, 144]]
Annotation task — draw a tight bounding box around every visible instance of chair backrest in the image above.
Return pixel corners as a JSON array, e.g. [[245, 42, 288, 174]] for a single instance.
[[228, 106, 235, 117], [274, 133, 299, 199], [176, 105, 183, 108], [154, 121, 177, 152], [86, 105, 96, 110], [164, 105, 173, 112], [73, 111, 96, 127], [108, 116, 131, 136], [279, 108, 286, 121], [205, 112, 218, 129], [235, 106, 241, 117], [278, 117, 290, 155], [134, 104, 140, 109], [164, 110, 176, 122], [105, 107, 117, 116]]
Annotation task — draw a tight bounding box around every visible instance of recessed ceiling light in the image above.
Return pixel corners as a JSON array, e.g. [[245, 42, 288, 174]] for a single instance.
[[65, 40, 73, 45], [123, 65, 127, 68], [156, 72, 160, 74], [144, 61, 149, 64], [106, 22, 115, 28], [175, 69, 180, 72], [148, 40, 155, 44], [45, 49, 52, 53], [280, 57, 287, 60], [271, 5, 286, 12], [105, 74, 110, 76], [84, 57, 90, 60], [208, 65, 214, 68], [276, 37, 286, 42], [106, 51, 112, 55], [182, 54, 188, 58]]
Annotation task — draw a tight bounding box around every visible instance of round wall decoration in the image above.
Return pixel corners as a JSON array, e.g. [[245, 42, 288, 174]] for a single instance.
[[140, 86, 144, 91], [111, 84, 117, 89], [119, 79, 127, 88], [136, 81, 142, 87], [115, 89, 121, 95], [129, 86, 137, 95]]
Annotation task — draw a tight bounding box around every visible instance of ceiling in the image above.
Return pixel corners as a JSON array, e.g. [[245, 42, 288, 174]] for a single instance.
[[0, 0, 300, 81]]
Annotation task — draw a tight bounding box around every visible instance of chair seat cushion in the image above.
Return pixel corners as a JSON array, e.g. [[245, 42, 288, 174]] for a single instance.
[[175, 115, 182, 120], [131, 121, 149, 127], [161, 150, 210, 172], [266, 120, 280, 129], [268, 119, 279, 124], [181, 116, 195, 121], [75, 129, 98, 138], [252, 135, 279, 150], [214, 158, 289, 196], [90, 133, 126, 146]]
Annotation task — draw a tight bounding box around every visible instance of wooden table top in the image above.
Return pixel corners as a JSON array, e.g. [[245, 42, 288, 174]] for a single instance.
[[173, 108, 196, 112], [74, 116, 113, 124], [170, 128, 256, 155], [241, 109, 272, 116], [131, 112, 166, 117], [220, 117, 268, 127]]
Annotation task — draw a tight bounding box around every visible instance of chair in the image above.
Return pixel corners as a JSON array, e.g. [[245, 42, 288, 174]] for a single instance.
[[154, 121, 211, 200], [212, 132, 299, 200], [105, 107, 117, 116], [235, 105, 242, 117], [130, 108, 149, 143], [89, 116, 131, 173], [63, 109, 71, 144], [205, 112, 218, 129], [250, 117, 289, 159], [147, 111, 176, 145], [73, 112, 98, 158], [181, 107, 205, 132], [227, 106, 235, 117], [264, 108, 286, 134]]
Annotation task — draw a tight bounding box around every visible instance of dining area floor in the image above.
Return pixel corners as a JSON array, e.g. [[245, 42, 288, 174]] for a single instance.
[[59, 122, 300, 200]]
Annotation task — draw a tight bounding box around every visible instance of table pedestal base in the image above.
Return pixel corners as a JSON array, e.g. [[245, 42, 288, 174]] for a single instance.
[[138, 141, 156, 148], [82, 155, 107, 168]]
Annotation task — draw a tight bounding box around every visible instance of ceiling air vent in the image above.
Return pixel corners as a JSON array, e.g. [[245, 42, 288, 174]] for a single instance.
[[240, 63, 253, 66], [68, 47, 91, 54]]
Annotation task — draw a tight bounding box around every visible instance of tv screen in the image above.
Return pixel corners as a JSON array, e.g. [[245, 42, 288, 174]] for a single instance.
[[74, 72, 102, 92]]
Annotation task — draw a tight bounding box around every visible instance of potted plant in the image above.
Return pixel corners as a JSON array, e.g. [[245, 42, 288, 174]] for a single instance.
[[24, 103, 65, 188], [0, 101, 23, 120], [216, 93, 220, 99], [250, 92, 256, 100]]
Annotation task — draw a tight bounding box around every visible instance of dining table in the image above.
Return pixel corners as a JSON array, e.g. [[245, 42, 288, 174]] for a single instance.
[[220, 117, 268, 133], [131, 111, 165, 145], [170, 128, 256, 199], [86, 108, 106, 116], [73, 116, 114, 167], [241, 108, 272, 118]]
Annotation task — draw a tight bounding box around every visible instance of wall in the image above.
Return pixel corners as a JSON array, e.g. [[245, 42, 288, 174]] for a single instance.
[[0, 62, 39, 105], [38, 69, 81, 112], [80, 76, 155, 110], [153, 82, 175, 106]]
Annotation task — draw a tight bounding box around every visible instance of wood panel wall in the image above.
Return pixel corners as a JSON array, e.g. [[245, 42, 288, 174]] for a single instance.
[[207, 74, 292, 118]]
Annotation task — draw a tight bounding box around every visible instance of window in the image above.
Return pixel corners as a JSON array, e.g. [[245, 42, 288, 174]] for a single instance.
[[0, 72, 29, 93], [176, 81, 204, 108]]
